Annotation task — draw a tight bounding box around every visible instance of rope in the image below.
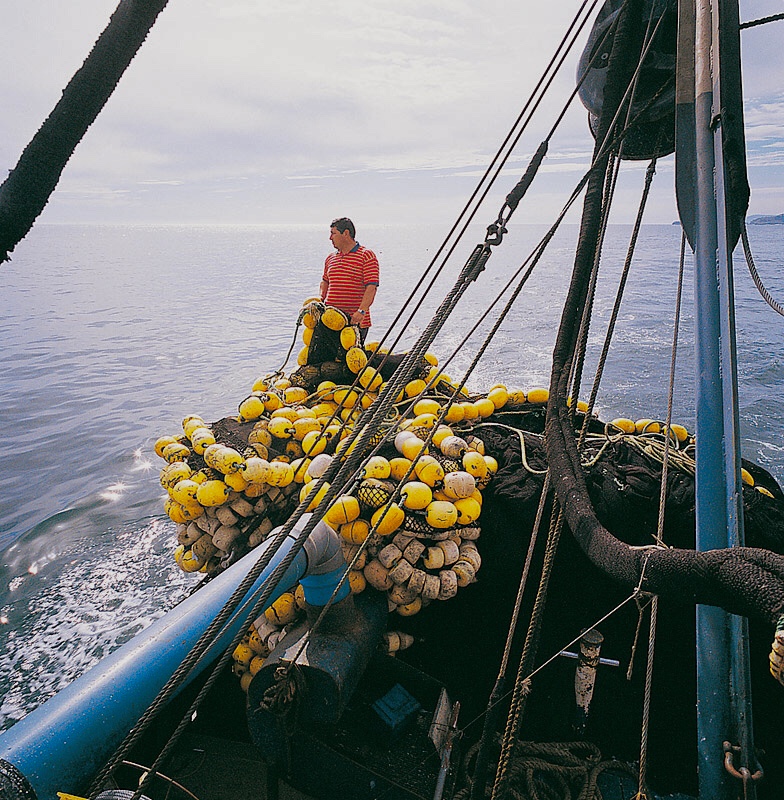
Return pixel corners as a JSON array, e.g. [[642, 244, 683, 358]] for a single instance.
[[633, 230, 686, 798], [739, 12, 784, 30], [344, 0, 603, 390], [492, 506, 565, 799], [452, 572, 654, 800], [468, 471, 552, 800], [740, 221, 784, 317], [653, 229, 686, 544], [580, 156, 658, 442]]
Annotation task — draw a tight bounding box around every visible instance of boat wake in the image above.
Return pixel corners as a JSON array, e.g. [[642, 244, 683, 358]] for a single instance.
[[0, 514, 189, 731]]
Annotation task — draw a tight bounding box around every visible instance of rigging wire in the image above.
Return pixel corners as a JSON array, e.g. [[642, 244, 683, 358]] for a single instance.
[[634, 229, 687, 800], [739, 11, 784, 30], [348, 0, 603, 372], [740, 220, 784, 317], [579, 153, 659, 443]]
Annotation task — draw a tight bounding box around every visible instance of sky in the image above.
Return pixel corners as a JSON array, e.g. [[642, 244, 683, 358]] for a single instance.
[[2, 0, 783, 228]]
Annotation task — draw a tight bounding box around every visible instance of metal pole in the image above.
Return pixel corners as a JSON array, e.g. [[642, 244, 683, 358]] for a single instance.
[[692, 0, 756, 796]]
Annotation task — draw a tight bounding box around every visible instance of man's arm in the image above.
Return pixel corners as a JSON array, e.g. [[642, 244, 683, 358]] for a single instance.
[[319, 279, 328, 301], [350, 284, 377, 326]]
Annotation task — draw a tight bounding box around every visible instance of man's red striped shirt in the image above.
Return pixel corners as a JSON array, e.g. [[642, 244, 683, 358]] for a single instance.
[[322, 244, 379, 328]]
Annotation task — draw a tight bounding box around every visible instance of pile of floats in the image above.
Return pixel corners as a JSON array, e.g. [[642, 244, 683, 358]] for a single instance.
[[151, 298, 736, 691]]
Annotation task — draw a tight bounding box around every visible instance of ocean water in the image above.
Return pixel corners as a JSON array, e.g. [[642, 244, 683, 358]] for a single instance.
[[0, 220, 782, 730]]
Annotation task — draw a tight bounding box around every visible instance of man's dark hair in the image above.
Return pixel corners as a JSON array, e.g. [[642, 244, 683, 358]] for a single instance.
[[331, 217, 355, 238]]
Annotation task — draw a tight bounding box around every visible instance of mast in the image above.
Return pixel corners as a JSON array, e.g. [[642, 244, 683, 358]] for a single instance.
[[678, 0, 758, 796]]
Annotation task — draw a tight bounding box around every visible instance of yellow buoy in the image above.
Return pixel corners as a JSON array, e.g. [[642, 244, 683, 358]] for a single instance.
[[242, 457, 270, 484], [371, 502, 405, 536], [340, 518, 371, 544], [413, 398, 441, 417], [405, 379, 427, 398], [669, 423, 690, 442], [507, 388, 527, 405], [321, 307, 348, 331], [340, 326, 360, 350], [300, 480, 330, 510], [162, 442, 191, 464], [400, 436, 428, 461], [363, 455, 392, 479], [165, 499, 189, 525], [473, 398, 495, 418], [170, 479, 199, 506], [527, 388, 549, 404], [183, 416, 206, 438], [268, 417, 295, 439], [426, 500, 459, 529], [444, 403, 465, 424], [267, 461, 295, 487], [400, 480, 433, 510], [610, 418, 636, 434], [454, 496, 482, 525], [358, 366, 383, 392], [284, 386, 309, 405], [223, 472, 248, 492], [301, 429, 329, 456], [302, 310, 319, 329], [348, 570, 367, 594], [635, 419, 661, 434], [289, 457, 312, 483], [292, 417, 321, 441], [431, 425, 454, 449], [238, 395, 265, 422], [233, 641, 254, 667], [160, 461, 193, 489], [154, 435, 182, 459], [389, 457, 414, 482], [414, 455, 445, 487], [412, 412, 439, 430], [325, 495, 361, 527], [460, 402, 479, 420], [214, 447, 246, 475], [333, 388, 360, 408], [263, 393, 283, 412], [487, 386, 509, 410], [196, 479, 230, 507], [265, 592, 299, 625], [462, 451, 488, 480], [190, 428, 216, 454], [346, 346, 368, 374]]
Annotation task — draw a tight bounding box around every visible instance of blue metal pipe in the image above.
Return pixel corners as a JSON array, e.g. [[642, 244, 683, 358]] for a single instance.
[[0, 533, 309, 800], [692, 0, 756, 796]]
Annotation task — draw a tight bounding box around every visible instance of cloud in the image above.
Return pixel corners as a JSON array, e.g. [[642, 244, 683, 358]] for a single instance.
[[1, 0, 782, 225]]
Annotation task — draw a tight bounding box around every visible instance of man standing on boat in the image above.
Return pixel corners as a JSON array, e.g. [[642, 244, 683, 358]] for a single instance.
[[320, 217, 379, 341]]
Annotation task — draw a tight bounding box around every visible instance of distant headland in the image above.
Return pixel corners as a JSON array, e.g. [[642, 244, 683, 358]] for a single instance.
[[748, 214, 784, 225], [672, 214, 783, 226]]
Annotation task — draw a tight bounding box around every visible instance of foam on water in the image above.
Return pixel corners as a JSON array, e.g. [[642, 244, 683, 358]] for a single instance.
[[0, 514, 189, 730]]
